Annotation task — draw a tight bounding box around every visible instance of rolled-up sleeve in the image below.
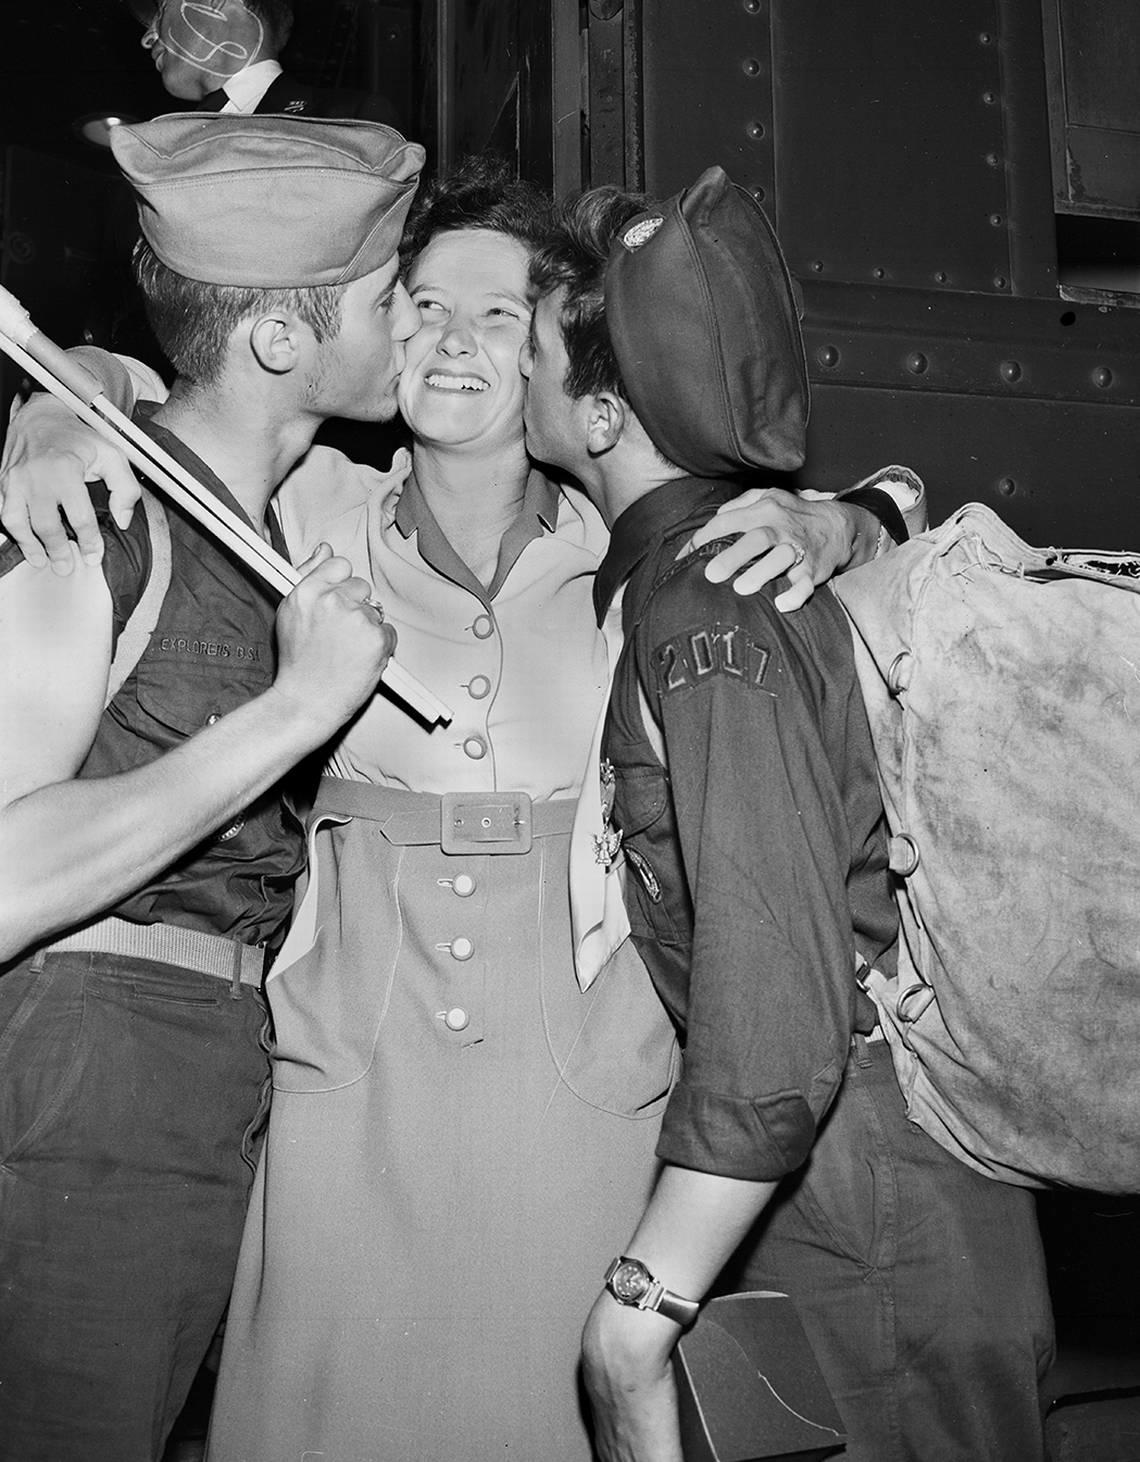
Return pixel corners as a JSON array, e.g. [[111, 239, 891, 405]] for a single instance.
[[641, 570, 861, 1180]]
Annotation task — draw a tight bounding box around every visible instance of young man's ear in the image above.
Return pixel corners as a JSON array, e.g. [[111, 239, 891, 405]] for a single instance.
[[248, 314, 304, 376], [586, 390, 627, 456]]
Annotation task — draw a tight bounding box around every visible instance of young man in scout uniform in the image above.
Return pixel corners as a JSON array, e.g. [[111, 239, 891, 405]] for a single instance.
[[521, 166, 1055, 1462], [0, 113, 421, 1460]]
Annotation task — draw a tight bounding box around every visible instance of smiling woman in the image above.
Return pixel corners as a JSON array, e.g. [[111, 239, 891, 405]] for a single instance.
[[190, 154, 887, 1462], [399, 227, 533, 452], [202, 155, 680, 1462]]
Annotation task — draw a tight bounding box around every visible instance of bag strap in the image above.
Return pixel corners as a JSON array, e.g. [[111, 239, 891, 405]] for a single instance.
[[104, 486, 171, 707]]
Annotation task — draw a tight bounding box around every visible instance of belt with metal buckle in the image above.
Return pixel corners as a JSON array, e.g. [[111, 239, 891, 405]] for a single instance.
[[440, 791, 533, 854], [313, 778, 576, 855], [40, 915, 265, 994]]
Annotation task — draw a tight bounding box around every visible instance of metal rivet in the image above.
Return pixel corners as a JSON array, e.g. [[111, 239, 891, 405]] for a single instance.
[[742, 57, 761, 77], [934, 270, 948, 284], [743, 0, 761, 13], [982, 90, 997, 104], [747, 120, 766, 140], [979, 31, 993, 44], [818, 345, 840, 368], [985, 151, 1000, 168], [751, 185, 766, 201], [993, 275, 1008, 289], [1092, 366, 1114, 389], [906, 352, 928, 375], [872, 266, 885, 280], [1000, 360, 1021, 383], [896, 982, 936, 1022], [888, 834, 921, 877], [811, 259, 824, 272], [886, 651, 913, 695], [997, 477, 1017, 497], [989, 213, 1004, 227]]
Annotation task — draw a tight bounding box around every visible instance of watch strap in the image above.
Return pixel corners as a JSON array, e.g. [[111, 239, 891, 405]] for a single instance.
[[604, 1255, 700, 1327]]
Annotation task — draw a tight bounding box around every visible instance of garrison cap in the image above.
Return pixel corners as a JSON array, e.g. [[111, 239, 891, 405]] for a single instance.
[[605, 165, 808, 477], [111, 113, 425, 287]]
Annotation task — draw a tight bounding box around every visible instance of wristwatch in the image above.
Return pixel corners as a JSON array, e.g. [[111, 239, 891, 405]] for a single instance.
[[604, 1256, 700, 1328]]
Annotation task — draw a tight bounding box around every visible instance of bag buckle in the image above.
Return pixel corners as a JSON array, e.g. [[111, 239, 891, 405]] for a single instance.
[[440, 792, 533, 855]]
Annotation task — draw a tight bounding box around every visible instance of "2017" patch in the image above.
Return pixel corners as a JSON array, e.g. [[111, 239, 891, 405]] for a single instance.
[[652, 623, 771, 695]]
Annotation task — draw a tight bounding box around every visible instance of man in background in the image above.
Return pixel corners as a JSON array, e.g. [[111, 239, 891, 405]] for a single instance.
[[137, 0, 402, 123]]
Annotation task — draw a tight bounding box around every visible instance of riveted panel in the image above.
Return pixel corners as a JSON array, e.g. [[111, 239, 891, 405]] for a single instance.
[[801, 281, 1138, 407], [773, 0, 1011, 294], [798, 383, 1140, 547], [639, 0, 776, 204]]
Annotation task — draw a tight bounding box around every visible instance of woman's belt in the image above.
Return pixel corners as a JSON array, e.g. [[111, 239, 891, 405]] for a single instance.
[[314, 776, 577, 856]]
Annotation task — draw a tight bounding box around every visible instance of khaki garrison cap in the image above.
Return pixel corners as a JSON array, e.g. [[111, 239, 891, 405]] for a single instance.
[[111, 113, 425, 288], [605, 165, 809, 478]]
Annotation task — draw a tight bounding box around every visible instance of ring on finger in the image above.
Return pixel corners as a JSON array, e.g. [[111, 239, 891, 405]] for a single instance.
[[367, 597, 386, 622], [789, 543, 806, 569]]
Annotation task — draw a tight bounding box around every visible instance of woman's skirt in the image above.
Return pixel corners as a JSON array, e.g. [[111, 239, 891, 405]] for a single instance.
[[206, 783, 678, 1462]]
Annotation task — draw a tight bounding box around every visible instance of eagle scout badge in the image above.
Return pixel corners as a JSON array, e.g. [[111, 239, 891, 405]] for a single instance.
[[592, 758, 623, 867]]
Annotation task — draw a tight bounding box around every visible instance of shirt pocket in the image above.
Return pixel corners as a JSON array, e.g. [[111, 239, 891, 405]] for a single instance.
[[126, 657, 279, 855], [130, 655, 273, 744]]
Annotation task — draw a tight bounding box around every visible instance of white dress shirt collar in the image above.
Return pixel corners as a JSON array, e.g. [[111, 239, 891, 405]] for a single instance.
[[221, 59, 284, 114]]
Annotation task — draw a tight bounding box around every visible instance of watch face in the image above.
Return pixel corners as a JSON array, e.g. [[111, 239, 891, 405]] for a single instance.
[[610, 1260, 651, 1303]]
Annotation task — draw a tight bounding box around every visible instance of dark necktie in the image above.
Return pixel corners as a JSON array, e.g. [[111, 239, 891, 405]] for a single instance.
[[197, 89, 229, 112]]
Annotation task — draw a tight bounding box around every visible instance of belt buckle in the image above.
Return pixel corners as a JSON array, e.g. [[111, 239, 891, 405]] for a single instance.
[[441, 792, 533, 855]]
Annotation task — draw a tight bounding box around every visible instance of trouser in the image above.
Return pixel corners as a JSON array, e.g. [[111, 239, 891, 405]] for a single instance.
[[0, 948, 270, 1462], [726, 1035, 1055, 1462]]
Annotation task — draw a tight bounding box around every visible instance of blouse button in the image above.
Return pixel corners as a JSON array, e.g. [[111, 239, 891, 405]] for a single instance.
[[466, 675, 492, 700], [449, 937, 475, 962], [452, 874, 477, 898], [471, 614, 495, 640], [462, 736, 488, 760], [444, 1007, 470, 1032]]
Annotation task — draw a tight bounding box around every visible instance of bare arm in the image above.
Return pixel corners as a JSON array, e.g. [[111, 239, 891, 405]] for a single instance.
[[581, 1165, 779, 1462], [0, 542, 394, 962]]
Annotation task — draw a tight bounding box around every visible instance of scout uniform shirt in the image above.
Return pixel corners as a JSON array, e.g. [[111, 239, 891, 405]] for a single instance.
[[595, 475, 899, 1182], [0, 405, 305, 946]]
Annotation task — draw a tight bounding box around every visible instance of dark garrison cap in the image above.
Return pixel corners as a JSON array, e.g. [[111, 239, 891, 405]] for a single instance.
[[111, 113, 425, 288], [605, 165, 809, 477]]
